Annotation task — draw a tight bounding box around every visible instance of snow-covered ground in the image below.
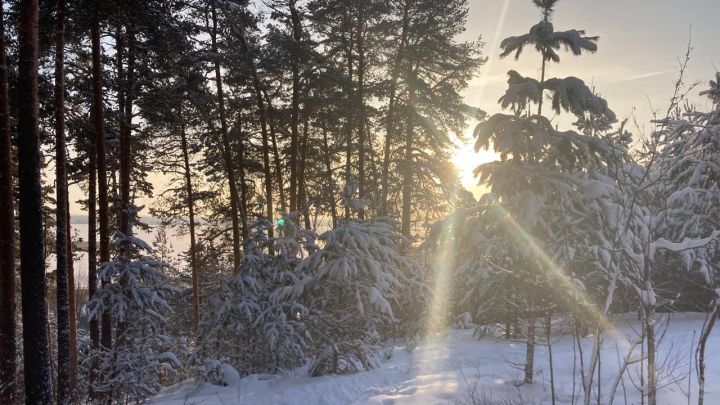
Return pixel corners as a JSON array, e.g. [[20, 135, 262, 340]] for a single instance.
[[152, 313, 718, 405]]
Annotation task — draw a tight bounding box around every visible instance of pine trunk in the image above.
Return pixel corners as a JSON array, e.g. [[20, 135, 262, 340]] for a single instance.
[[380, 0, 411, 216], [54, 0, 71, 402], [180, 115, 200, 329], [262, 90, 286, 213], [17, 0, 54, 401], [343, 12, 353, 220], [298, 111, 310, 229], [320, 122, 338, 229], [211, 6, 245, 268], [66, 195, 77, 398], [115, 27, 135, 345], [0, 2, 16, 402], [355, 8, 366, 220], [400, 70, 416, 238], [92, 14, 112, 351], [288, 0, 301, 213], [237, 30, 274, 235], [87, 109, 99, 392]]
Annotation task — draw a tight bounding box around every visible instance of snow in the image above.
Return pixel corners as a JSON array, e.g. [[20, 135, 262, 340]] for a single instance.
[[650, 229, 720, 261], [151, 313, 719, 405]]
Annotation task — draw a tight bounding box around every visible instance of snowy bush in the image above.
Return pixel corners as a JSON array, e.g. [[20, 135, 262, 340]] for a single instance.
[[284, 217, 422, 375], [195, 216, 428, 378], [86, 213, 180, 403], [195, 215, 317, 378]]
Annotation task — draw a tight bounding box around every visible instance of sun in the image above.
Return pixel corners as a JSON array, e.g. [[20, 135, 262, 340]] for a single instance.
[[452, 134, 498, 199]]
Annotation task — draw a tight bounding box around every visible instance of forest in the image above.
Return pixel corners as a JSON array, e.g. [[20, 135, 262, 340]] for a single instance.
[[0, 0, 718, 404]]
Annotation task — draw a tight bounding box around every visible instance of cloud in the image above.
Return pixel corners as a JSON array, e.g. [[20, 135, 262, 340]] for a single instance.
[[613, 69, 675, 83]]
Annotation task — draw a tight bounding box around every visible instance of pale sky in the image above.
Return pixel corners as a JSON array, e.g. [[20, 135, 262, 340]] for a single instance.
[[454, 0, 719, 196], [68, 0, 720, 215]]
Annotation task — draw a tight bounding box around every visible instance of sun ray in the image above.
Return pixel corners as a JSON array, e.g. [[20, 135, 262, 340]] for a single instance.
[[492, 203, 627, 344]]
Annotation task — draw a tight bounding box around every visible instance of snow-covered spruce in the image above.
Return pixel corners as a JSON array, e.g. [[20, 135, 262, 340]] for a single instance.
[[196, 216, 423, 379], [194, 215, 317, 379], [285, 216, 422, 376], [85, 210, 180, 403]]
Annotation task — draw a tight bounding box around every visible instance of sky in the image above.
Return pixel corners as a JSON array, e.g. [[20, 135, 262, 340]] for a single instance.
[[67, 0, 720, 215], [454, 0, 720, 196]]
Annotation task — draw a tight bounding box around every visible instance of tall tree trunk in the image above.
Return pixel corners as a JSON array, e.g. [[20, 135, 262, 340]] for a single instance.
[[262, 89, 286, 213], [380, 0, 411, 216], [66, 195, 77, 398], [297, 110, 310, 229], [320, 121, 338, 229], [115, 26, 135, 346], [645, 303, 656, 405], [400, 71, 416, 238], [180, 115, 200, 329], [211, 5, 244, 268], [17, 0, 54, 401], [546, 314, 556, 405], [116, 26, 126, 235], [87, 125, 99, 394], [696, 301, 718, 405], [524, 317, 535, 384], [233, 114, 249, 238], [288, 0, 301, 213], [92, 12, 112, 351], [236, 30, 274, 235], [355, 7, 366, 219], [0, 3, 16, 403], [343, 12, 353, 220], [120, 28, 135, 242], [54, 0, 72, 402]]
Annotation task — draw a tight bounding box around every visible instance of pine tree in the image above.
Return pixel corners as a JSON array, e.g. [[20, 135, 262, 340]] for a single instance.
[[54, 0, 73, 402], [0, 2, 17, 404], [210, 3, 245, 268], [17, 0, 54, 401], [0, 2, 16, 402]]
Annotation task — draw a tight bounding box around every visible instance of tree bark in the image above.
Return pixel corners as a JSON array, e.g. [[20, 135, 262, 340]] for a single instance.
[[355, 4, 366, 219], [120, 27, 135, 242], [66, 195, 78, 398], [236, 29, 274, 236], [524, 317, 535, 384], [343, 11, 354, 220], [180, 113, 200, 329], [696, 301, 718, 405], [400, 69, 416, 238], [297, 110, 310, 229], [17, 0, 54, 401], [546, 314, 556, 405], [262, 89, 286, 213], [0, 2, 16, 402], [288, 0, 302, 213], [0, 4, 16, 403], [54, 0, 72, 402], [92, 12, 112, 351], [87, 104, 99, 394], [211, 5, 244, 268], [380, 0, 411, 216], [320, 121, 338, 229]]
